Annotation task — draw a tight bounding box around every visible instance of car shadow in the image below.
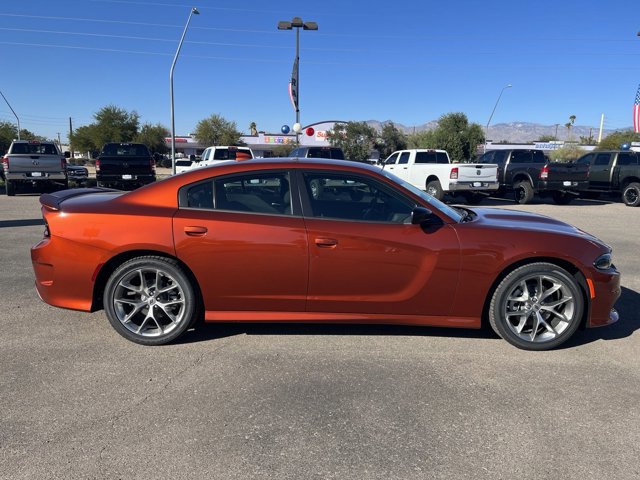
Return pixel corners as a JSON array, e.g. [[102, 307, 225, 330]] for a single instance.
[[0, 218, 44, 228], [177, 319, 500, 345], [562, 286, 640, 348], [177, 286, 639, 349], [447, 194, 616, 207]]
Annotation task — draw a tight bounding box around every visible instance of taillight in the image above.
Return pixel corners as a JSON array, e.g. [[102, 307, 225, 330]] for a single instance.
[[450, 167, 458, 179], [61, 157, 66, 171], [539, 165, 549, 180], [2, 155, 8, 169], [43, 219, 50, 238], [150, 158, 156, 173], [95, 159, 101, 172]]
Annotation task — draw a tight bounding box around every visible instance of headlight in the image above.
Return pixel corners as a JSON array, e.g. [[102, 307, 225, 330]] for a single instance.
[[593, 253, 612, 270]]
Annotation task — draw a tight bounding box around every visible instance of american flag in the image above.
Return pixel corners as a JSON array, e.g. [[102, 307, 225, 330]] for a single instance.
[[634, 84, 640, 133]]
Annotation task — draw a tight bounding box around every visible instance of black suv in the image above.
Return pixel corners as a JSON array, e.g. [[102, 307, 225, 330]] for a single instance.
[[288, 146, 345, 160]]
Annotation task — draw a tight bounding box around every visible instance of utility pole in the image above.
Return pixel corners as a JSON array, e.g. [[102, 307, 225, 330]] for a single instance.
[[69, 117, 74, 158], [554, 124, 559, 139], [597, 113, 605, 144]]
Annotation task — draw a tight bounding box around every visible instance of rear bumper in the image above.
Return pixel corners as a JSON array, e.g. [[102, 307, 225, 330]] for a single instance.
[[6, 172, 66, 181], [539, 180, 589, 191], [96, 174, 155, 183], [448, 181, 500, 192]]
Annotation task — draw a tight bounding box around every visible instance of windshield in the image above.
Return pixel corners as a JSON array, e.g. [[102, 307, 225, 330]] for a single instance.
[[378, 168, 464, 222]]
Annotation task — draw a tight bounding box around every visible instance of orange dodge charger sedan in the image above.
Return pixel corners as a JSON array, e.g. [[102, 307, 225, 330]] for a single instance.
[[31, 158, 620, 350]]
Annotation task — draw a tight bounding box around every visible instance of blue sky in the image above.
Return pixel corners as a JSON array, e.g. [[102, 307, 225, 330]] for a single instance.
[[1, 0, 639, 142]]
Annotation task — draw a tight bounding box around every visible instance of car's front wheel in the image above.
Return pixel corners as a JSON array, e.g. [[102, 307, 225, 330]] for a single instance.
[[104, 256, 197, 345], [489, 262, 583, 350]]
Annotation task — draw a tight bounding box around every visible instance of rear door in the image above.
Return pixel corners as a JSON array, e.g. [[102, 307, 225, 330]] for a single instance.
[[299, 170, 460, 316], [173, 169, 308, 313]]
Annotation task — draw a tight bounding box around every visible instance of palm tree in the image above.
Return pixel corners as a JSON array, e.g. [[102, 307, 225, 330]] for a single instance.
[[249, 122, 258, 136]]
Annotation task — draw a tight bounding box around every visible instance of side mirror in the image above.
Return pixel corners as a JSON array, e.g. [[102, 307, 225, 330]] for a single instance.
[[64, 151, 71, 159], [411, 207, 442, 226]]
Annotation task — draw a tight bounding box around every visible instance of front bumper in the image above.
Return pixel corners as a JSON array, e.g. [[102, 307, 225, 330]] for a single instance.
[[587, 267, 621, 328]]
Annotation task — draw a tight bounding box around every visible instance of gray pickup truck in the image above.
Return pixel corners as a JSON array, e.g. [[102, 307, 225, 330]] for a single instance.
[[576, 150, 640, 206], [2, 140, 68, 196]]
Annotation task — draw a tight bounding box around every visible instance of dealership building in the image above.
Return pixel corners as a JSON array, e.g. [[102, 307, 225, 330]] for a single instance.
[[166, 120, 344, 158]]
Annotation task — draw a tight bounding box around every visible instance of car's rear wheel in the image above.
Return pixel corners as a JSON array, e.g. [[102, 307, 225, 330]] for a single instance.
[[104, 256, 197, 345], [489, 262, 583, 350], [514, 180, 534, 204], [622, 182, 640, 207], [426, 180, 444, 200]]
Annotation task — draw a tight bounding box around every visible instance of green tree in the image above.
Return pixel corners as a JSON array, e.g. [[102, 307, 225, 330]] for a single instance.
[[193, 114, 243, 146], [135, 123, 169, 154], [0, 121, 18, 154], [376, 122, 407, 159], [548, 144, 585, 162], [327, 121, 377, 162], [596, 130, 640, 150], [406, 113, 484, 162], [537, 135, 558, 142], [69, 105, 140, 153]]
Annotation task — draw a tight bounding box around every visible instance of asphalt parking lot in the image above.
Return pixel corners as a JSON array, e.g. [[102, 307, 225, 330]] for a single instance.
[[1, 191, 638, 480]]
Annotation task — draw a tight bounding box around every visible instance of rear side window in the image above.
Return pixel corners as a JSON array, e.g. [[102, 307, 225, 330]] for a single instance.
[[307, 148, 332, 159], [330, 148, 344, 160], [576, 154, 594, 165]]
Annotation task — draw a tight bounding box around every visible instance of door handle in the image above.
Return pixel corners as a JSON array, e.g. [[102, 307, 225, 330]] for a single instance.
[[314, 237, 338, 248], [184, 225, 208, 236]]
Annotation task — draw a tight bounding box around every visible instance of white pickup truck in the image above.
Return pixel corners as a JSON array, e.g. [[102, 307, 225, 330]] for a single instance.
[[382, 149, 499, 202]]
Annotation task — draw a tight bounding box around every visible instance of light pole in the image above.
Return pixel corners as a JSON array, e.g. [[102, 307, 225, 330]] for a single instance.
[[170, 7, 199, 175], [485, 84, 512, 146], [0, 90, 21, 140], [277, 16, 318, 144]]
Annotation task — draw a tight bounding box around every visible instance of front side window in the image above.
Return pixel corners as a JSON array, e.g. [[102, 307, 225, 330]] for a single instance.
[[181, 171, 292, 215], [398, 152, 411, 164], [532, 151, 546, 163], [302, 172, 414, 223], [492, 151, 507, 164], [385, 152, 399, 165]]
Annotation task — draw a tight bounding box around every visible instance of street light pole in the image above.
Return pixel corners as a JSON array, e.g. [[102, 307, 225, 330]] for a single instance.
[[278, 17, 318, 144], [170, 7, 199, 175], [485, 84, 512, 147], [0, 90, 21, 140]]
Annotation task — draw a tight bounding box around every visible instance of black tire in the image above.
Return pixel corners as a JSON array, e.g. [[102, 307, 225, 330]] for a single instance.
[[489, 262, 583, 351], [5, 179, 15, 196], [425, 180, 444, 201], [551, 191, 573, 205], [622, 182, 640, 207], [514, 180, 534, 204], [103, 256, 198, 345]]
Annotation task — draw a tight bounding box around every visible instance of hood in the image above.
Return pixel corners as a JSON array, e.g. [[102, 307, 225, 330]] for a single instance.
[[470, 207, 606, 246]]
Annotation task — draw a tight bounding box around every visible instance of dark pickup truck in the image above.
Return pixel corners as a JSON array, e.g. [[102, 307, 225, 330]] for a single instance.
[[96, 143, 156, 189], [476, 148, 589, 204], [576, 150, 640, 207]]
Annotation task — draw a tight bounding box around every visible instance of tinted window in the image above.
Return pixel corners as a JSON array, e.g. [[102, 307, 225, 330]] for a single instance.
[[330, 148, 345, 160], [101, 144, 149, 156], [510, 151, 532, 164], [302, 172, 413, 223], [617, 152, 638, 166], [492, 151, 507, 164], [414, 152, 437, 164], [182, 172, 292, 215], [385, 152, 399, 165], [11, 143, 59, 155], [594, 153, 611, 166], [436, 152, 449, 164], [532, 150, 546, 163], [576, 153, 594, 165], [398, 152, 411, 164]]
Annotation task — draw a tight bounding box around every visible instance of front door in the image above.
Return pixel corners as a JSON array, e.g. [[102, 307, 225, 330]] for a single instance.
[[300, 170, 460, 316]]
